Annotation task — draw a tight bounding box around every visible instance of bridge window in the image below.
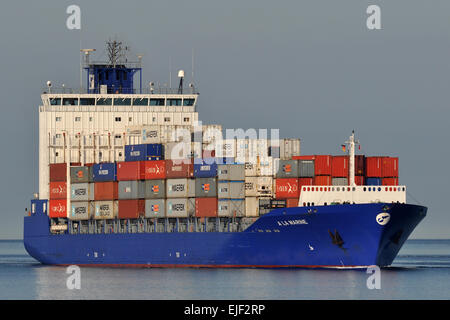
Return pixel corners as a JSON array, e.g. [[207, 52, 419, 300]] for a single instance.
[[133, 98, 148, 106], [150, 98, 165, 106], [80, 98, 95, 105], [63, 98, 78, 105], [50, 98, 61, 105], [97, 98, 112, 105], [183, 99, 195, 106], [114, 98, 131, 106], [115, 117, 121, 122], [167, 99, 182, 106]]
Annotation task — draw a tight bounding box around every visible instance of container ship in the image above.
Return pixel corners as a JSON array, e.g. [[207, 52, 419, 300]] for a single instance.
[[23, 40, 427, 268]]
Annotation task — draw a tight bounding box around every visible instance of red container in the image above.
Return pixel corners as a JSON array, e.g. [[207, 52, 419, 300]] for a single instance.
[[292, 155, 315, 160], [354, 155, 366, 176], [49, 163, 67, 182], [355, 176, 365, 186], [143, 160, 166, 180], [382, 177, 399, 186], [118, 199, 145, 219], [365, 157, 382, 177], [314, 155, 332, 176], [314, 175, 331, 186], [331, 156, 349, 177], [94, 182, 118, 200], [298, 177, 314, 186], [49, 199, 67, 218], [286, 198, 299, 208], [202, 150, 215, 158], [195, 198, 218, 217], [275, 178, 299, 198], [49, 181, 67, 199], [382, 157, 399, 177], [166, 159, 194, 178], [117, 161, 145, 181]]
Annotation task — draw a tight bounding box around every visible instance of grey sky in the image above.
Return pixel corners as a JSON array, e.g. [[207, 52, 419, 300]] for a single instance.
[[0, 0, 448, 238]]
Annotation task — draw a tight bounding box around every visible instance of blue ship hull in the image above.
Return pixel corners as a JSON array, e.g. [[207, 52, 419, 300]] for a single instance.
[[23, 203, 426, 268]]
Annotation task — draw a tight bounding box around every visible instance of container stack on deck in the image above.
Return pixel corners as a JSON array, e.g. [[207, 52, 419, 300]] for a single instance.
[[47, 128, 400, 223]]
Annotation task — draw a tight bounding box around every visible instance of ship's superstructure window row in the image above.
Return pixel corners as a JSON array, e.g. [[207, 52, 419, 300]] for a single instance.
[[44, 95, 196, 107]]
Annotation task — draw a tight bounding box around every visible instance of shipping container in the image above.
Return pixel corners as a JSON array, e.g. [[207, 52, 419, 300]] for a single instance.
[[355, 176, 365, 186], [202, 149, 216, 158], [354, 155, 366, 176], [143, 160, 166, 180], [269, 139, 301, 160], [69, 201, 94, 220], [286, 198, 299, 208], [94, 181, 118, 200], [257, 157, 274, 176], [140, 125, 162, 144], [366, 157, 382, 177], [331, 156, 349, 177], [217, 164, 245, 181], [165, 159, 194, 178], [218, 199, 245, 217], [195, 178, 218, 197], [245, 176, 274, 197], [92, 163, 117, 182], [217, 181, 245, 199], [298, 177, 314, 187], [193, 159, 217, 178], [382, 177, 399, 186], [292, 155, 315, 161], [94, 200, 118, 219], [166, 178, 196, 198], [49, 199, 67, 218], [118, 181, 146, 199], [144, 180, 166, 199], [144, 199, 166, 218], [70, 166, 92, 183], [299, 160, 315, 178], [245, 197, 260, 217], [166, 198, 195, 217], [366, 177, 382, 186], [274, 159, 299, 178], [314, 175, 332, 186], [332, 177, 348, 186], [49, 181, 67, 199], [164, 142, 201, 160], [314, 155, 332, 176], [118, 199, 145, 219], [124, 144, 163, 161], [195, 198, 218, 217], [243, 161, 257, 176], [117, 161, 145, 181], [49, 163, 67, 182], [215, 139, 236, 158], [275, 178, 299, 198], [382, 157, 399, 177], [70, 183, 94, 201]]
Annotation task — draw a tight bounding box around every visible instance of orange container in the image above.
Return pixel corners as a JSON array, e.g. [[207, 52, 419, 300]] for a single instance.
[[275, 178, 299, 199], [314, 175, 331, 186], [118, 199, 145, 219], [94, 182, 118, 200], [49, 199, 67, 218], [49, 163, 67, 182], [195, 198, 218, 217], [314, 155, 332, 176], [143, 160, 166, 180], [49, 181, 67, 199], [331, 156, 348, 177], [286, 198, 299, 207], [117, 161, 145, 181]]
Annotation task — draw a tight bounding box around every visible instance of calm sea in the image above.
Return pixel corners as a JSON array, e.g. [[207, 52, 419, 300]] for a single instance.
[[0, 239, 449, 300]]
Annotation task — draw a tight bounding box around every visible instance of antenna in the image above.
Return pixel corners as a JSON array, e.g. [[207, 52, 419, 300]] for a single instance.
[[178, 70, 185, 94], [191, 48, 195, 85], [169, 56, 172, 88]]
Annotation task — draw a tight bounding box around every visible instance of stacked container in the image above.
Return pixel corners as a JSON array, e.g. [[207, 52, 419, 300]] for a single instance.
[[217, 164, 245, 218], [381, 157, 399, 186], [274, 159, 300, 207], [69, 166, 95, 220], [331, 156, 349, 186]]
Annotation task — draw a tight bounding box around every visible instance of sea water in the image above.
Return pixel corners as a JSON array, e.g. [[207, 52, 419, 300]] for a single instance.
[[0, 239, 449, 300]]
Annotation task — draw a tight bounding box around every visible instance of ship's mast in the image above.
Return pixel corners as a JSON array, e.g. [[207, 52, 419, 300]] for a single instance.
[[345, 131, 359, 186]]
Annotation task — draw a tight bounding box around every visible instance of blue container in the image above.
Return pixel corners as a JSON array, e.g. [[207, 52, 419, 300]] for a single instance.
[[215, 157, 235, 165], [92, 163, 117, 182], [366, 177, 382, 186], [194, 159, 218, 178], [124, 144, 163, 162]]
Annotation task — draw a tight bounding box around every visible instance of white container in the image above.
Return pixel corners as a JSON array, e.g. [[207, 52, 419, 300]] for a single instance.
[[165, 142, 200, 160], [94, 200, 118, 220], [245, 177, 274, 197], [245, 197, 259, 217], [217, 164, 245, 181], [218, 199, 245, 217], [215, 139, 236, 158], [166, 198, 195, 218], [166, 178, 196, 198], [202, 124, 223, 144]]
